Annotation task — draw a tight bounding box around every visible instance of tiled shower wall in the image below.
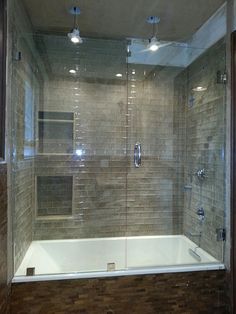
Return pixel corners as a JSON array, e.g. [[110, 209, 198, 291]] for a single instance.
[[33, 46, 183, 239], [9, 0, 41, 270], [126, 67, 184, 235], [30, 35, 226, 252], [34, 72, 182, 239], [174, 39, 226, 260], [10, 4, 226, 263], [34, 76, 128, 239]]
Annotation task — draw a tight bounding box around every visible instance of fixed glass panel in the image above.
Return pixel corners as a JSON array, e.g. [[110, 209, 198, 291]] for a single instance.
[[126, 30, 226, 266], [181, 39, 226, 262], [10, 0, 128, 274]]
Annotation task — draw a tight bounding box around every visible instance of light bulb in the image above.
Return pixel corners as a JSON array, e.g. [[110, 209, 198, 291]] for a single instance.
[[150, 44, 159, 51], [71, 36, 80, 44], [68, 28, 83, 44], [148, 37, 159, 52]]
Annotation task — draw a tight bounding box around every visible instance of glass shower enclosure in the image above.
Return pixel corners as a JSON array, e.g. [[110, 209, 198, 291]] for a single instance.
[[8, 0, 227, 280]]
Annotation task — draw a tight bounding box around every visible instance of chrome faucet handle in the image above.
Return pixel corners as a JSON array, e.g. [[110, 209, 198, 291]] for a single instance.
[[134, 143, 141, 168], [196, 207, 205, 222], [195, 168, 207, 181]]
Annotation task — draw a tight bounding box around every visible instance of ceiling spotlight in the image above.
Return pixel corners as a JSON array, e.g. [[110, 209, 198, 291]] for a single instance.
[[148, 37, 159, 51], [116, 73, 123, 77], [146, 16, 161, 52], [68, 28, 83, 44], [69, 69, 76, 74], [68, 6, 83, 44]]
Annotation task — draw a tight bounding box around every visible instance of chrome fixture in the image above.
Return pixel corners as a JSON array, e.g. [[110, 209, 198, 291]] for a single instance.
[[196, 207, 205, 222], [184, 185, 192, 191], [146, 16, 187, 52], [188, 248, 201, 262], [216, 228, 226, 241], [195, 168, 207, 181], [68, 6, 83, 44], [186, 231, 202, 238], [216, 70, 227, 84], [134, 143, 141, 168]]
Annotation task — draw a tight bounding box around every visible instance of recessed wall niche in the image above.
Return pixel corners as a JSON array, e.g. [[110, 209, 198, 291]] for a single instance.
[[38, 111, 74, 154], [37, 176, 73, 216]]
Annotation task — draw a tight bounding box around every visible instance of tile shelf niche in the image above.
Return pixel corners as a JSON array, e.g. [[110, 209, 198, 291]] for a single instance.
[[37, 111, 74, 155]]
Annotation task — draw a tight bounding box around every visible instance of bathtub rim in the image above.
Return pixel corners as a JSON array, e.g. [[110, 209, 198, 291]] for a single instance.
[[12, 262, 225, 283], [13, 234, 225, 283]]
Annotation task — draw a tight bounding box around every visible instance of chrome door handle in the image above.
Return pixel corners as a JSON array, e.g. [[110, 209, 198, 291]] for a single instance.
[[134, 143, 141, 168]]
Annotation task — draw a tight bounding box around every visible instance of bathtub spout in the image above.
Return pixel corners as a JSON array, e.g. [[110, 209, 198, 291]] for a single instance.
[[188, 248, 201, 262], [185, 231, 202, 238]]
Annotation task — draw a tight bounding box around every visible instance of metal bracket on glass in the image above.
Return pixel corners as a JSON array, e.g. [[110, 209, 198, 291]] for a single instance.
[[134, 143, 141, 168], [216, 228, 226, 241]]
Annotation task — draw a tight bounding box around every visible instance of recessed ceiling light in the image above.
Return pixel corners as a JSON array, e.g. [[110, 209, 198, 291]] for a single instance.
[[192, 86, 207, 92], [116, 73, 123, 77], [69, 69, 76, 74]]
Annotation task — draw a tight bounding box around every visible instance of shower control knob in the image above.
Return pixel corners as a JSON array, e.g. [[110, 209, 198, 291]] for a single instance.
[[195, 168, 207, 181], [196, 207, 205, 222]]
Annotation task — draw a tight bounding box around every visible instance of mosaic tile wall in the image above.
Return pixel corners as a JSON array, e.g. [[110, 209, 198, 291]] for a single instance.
[[10, 270, 229, 314], [8, 0, 41, 270]]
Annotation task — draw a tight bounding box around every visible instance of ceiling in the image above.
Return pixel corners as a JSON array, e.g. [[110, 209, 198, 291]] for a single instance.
[[34, 34, 163, 81], [22, 0, 225, 41]]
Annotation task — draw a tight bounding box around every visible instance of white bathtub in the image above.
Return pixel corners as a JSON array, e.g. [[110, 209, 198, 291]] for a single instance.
[[13, 235, 224, 283]]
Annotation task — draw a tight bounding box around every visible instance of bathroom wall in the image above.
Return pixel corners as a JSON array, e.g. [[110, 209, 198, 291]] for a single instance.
[[0, 163, 10, 314], [32, 34, 183, 239], [174, 39, 226, 260], [8, 0, 42, 270]]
